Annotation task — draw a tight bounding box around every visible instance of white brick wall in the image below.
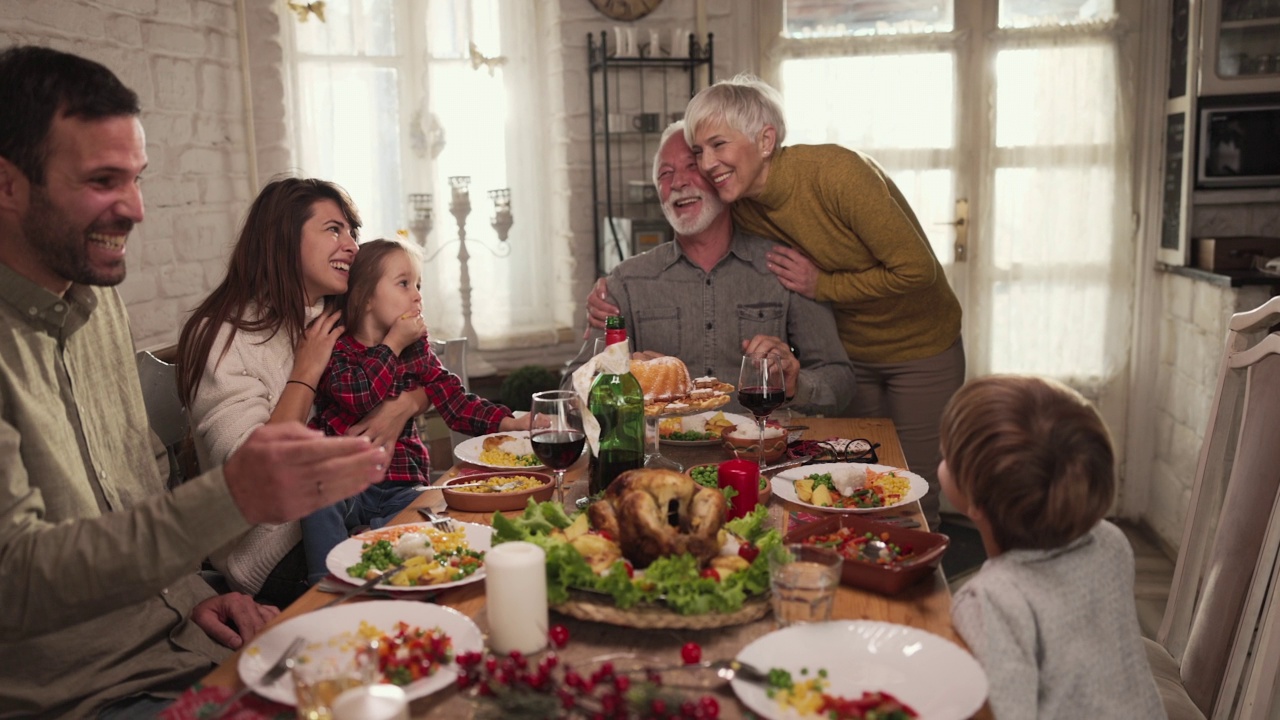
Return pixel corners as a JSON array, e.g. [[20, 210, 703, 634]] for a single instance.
[[1145, 271, 1271, 549], [0, 0, 287, 351]]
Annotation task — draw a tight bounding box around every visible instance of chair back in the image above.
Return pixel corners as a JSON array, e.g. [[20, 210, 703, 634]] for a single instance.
[[430, 336, 470, 392], [1159, 296, 1280, 718], [136, 350, 189, 448]]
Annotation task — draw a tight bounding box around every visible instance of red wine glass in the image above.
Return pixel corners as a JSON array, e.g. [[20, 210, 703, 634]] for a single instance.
[[530, 390, 586, 505], [737, 352, 786, 470]]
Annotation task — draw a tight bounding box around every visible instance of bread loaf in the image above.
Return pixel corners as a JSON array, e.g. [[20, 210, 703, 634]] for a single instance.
[[630, 356, 692, 402]]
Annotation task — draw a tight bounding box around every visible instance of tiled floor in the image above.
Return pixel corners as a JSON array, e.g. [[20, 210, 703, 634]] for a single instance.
[[944, 517, 1176, 641]]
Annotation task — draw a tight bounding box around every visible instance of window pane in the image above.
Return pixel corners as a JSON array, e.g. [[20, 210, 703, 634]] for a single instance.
[[780, 53, 954, 149], [293, 0, 396, 56], [992, 167, 1115, 266], [998, 0, 1115, 28], [296, 63, 404, 237], [995, 45, 1116, 147], [989, 280, 1108, 378], [784, 0, 953, 37]]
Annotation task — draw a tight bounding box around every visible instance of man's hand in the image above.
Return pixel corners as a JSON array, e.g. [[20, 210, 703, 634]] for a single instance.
[[224, 423, 387, 525], [191, 593, 280, 650], [347, 390, 429, 450], [766, 246, 820, 300], [742, 335, 799, 400], [585, 278, 620, 333]]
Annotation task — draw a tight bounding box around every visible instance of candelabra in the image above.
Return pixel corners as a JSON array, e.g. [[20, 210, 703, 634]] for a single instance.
[[407, 193, 432, 247], [415, 177, 513, 378]]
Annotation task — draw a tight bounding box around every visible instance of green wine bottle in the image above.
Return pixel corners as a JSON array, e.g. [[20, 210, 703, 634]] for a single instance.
[[588, 316, 644, 496]]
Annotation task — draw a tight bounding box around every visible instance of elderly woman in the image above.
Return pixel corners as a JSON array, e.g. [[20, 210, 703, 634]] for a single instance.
[[685, 75, 965, 529]]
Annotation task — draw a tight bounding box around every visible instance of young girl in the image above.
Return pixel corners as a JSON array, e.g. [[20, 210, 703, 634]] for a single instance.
[[938, 375, 1163, 719], [302, 238, 529, 584]]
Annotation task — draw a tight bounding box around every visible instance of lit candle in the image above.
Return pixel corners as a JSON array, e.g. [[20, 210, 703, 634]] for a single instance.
[[717, 459, 760, 520], [485, 541, 548, 654]]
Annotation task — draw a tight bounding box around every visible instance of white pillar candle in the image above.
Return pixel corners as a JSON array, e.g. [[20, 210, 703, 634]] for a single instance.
[[331, 684, 408, 720], [485, 541, 548, 655]]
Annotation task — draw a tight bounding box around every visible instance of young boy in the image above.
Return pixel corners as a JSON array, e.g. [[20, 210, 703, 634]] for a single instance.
[[938, 375, 1164, 719]]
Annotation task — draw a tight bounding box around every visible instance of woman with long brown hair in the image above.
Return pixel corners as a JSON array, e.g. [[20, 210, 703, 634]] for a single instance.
[[177, 178, 423, 605]]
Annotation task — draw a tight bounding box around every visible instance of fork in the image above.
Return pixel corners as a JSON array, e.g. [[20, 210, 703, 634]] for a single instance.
[[417, 507, 457, 531], [204, 636, 304, 718]]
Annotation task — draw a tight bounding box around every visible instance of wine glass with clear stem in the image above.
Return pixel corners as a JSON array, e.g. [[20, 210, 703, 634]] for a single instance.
[[530, 390, 587, 506], [737, 351, 786, 471]]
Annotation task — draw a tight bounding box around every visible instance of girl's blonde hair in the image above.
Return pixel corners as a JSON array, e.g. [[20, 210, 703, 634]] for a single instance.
[[340, 238, 422, 337], [683, 73, 787, 148], [939, 375, 1115, 552]]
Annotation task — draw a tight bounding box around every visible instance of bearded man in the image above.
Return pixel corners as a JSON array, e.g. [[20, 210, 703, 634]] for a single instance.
[[585, 123, 853, 416]]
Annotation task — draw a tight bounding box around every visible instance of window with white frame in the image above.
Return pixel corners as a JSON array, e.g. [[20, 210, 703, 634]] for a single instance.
[[283, 0, 566, 348]]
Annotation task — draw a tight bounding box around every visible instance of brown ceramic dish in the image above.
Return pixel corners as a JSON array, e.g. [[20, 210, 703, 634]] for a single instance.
[[440, 470, 555, 512], [783, 514, 950, 595], [720, 424, 788, 464]]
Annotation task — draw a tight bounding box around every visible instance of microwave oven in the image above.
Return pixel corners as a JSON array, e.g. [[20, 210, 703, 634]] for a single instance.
[[1197, 100, 1280, 189]]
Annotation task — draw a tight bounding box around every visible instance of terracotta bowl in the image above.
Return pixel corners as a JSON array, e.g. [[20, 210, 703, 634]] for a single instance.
[[721, 424, 788, 464], [440, 470, 555, 512], [783, 514, 950, 596], [686, 462, 773, 507]]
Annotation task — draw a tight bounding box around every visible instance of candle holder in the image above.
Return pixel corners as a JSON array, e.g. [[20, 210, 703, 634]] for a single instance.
[[418, 176, 514, 378], [408, 193, 432, 247]]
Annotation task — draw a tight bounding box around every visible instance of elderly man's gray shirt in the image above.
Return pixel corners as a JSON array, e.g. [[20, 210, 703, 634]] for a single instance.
[[605, 230, 854, 415]]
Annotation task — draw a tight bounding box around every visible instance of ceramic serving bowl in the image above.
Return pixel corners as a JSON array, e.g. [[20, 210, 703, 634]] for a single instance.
[[783, 514, 949, 596], [440, 470, 555, 512], [721, 424, 788, 464]]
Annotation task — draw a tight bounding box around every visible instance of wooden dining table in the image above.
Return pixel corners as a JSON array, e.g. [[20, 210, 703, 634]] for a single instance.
[[196, 417, 992, 719]]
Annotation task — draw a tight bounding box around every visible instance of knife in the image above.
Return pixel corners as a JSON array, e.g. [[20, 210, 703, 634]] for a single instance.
[[319, 563, 407, 609], [761, 454, 814, 475]]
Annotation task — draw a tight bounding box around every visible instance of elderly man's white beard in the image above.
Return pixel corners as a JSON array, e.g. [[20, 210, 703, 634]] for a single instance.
[[661, 188, 725, 236]]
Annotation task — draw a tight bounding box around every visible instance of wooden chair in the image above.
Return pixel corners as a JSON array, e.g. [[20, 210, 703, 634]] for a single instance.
[[135, 349, 192, 488], [1147, 295, 1280, 719]]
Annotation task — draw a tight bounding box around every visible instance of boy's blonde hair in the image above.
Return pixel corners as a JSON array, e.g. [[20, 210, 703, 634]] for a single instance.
[[340, 238, 423, 337], [683, 73, 787, 149], [939, 375, 1114, 552]]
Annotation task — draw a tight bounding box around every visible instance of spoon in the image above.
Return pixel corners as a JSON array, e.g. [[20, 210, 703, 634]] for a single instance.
[[440, 479, 524, 492], [857, 538, 895, 564]]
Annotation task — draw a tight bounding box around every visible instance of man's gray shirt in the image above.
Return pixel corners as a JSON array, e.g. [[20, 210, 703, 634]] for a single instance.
[[605, 230, 854, 416]]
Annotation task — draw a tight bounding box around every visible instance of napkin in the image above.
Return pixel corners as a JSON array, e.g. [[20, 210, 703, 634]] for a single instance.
[[158, 683, 292, 720], [569, 340, 631, 457]]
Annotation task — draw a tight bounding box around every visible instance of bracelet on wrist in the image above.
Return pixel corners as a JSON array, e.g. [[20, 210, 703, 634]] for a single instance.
[[286, 379, 317, 394]]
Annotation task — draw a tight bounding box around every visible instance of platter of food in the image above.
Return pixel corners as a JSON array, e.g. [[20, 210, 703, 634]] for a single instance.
[[239, 600, 484, 705], [730, 620, 987, 720], [491, 469, 781, 629], [631, 356, 735, 417], [453, 431, 546, 470], [658, 411, 750, 446], [785, 514, 949, 595], [772, 463, 927, 514], [324, 522, 491, 592], [440, 470, 555, 512]]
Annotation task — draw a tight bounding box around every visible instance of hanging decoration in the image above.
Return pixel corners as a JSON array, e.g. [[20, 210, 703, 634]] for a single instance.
[[285, 1, 326, 22], [469, 42, 507, 76]]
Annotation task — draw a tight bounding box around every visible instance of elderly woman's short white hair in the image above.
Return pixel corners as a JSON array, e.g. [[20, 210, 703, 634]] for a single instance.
[[683, 73, 787, 148]]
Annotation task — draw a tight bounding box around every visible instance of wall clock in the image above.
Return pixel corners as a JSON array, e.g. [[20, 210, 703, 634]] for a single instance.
[[589, 0, 664, 22]]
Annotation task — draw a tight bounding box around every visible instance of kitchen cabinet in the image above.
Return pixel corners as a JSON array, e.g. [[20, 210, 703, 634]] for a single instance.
[[588, 31, 713, 275], [1200, 0, 1280, 95]]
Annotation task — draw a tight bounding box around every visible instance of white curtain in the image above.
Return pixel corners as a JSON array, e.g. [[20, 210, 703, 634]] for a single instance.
[[772, 8, 1135, 403], [285, 0, 567, 349]]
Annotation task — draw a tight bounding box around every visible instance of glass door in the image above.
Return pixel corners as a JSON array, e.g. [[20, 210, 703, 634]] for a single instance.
[[763, 0, 1139, 435]]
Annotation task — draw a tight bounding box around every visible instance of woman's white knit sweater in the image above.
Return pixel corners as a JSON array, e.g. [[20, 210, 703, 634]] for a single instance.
[[188, 303, 321, 595]]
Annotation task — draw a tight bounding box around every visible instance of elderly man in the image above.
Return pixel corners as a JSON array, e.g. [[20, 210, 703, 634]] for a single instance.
[[587, 122, 854, 416], [0, 46, 387, 718]]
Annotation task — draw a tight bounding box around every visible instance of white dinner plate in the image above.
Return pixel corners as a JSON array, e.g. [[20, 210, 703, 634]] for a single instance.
[[325, 521, 493, 592], [659, 411, 753, 446], [238, 600, 483, 705], [453, 431, 547, 470], [732, 620, 987, 720], [772, 462, 928, 514]]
